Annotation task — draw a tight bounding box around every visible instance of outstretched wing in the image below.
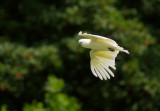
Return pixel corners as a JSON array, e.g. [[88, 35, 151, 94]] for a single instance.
[[78, 31, 129, 54], [78, 31, 118, 45], [90, 50, 119, 80]]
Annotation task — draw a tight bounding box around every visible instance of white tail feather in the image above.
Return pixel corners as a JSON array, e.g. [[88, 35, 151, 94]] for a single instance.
[[123, 50, 129, 54]]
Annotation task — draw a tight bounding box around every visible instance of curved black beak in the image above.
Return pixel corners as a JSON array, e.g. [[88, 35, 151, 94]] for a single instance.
[[78, 42, 81, 46]]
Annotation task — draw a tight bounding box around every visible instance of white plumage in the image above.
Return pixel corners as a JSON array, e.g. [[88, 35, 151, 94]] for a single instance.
[[78, 31, 129, 80]]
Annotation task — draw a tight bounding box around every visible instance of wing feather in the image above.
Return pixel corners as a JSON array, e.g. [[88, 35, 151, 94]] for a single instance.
[[91, 64, 98, 77], [97, 57, 116, 70], [78, 31, 118, 45], [98, 59, 115, 77], [97, 64, 107, 80], [92, 60, 103, 80], [90, 50, 119, 80], [98, 63, 110, 79], [91, 58, 110, 80], [94, 65, 103, 80], [105, 67, 115, 77]]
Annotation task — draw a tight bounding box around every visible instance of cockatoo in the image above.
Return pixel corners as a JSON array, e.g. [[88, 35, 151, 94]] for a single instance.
[[78, 31, 129, 80]]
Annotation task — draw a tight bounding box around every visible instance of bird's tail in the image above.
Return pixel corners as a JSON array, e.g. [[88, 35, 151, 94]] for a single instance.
[[122, 49, 129, 54], [115, 46, 129, 54]]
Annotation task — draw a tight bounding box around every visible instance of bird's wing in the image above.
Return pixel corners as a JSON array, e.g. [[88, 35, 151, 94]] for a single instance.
[[90, 50, 119, 80], [78, 31, 118, 45]]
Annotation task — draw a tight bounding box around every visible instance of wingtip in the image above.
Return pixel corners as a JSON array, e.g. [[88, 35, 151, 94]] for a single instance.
[[78, 31, 88, 36], [78, 31, 82, 35]]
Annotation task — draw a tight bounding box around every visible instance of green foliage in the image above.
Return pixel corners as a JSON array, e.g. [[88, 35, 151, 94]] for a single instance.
[[0, 105, 8, 111], [23, 102, 46, 111], [0, 42, 62, 93], [45, 75, 64, 93], [23, 75, 81, 111], [0, 0, 160, 111]]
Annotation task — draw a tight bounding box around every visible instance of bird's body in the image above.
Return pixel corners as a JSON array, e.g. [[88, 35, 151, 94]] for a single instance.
[[79, 39, 112, 50], [78, 31, 129, 80]]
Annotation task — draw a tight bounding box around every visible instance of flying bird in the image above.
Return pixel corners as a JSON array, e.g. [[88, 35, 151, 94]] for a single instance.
[[78, 31, 129, 80]]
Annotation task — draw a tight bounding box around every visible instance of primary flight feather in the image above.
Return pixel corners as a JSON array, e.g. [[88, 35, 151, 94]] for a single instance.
[[78, 31, 129, 80]]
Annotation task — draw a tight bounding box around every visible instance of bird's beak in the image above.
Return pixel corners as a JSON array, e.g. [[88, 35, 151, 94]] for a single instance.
[[78, 42, 81, 47]]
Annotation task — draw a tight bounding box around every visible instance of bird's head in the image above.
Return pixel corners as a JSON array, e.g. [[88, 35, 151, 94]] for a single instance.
[[78, 39, 91, 48]]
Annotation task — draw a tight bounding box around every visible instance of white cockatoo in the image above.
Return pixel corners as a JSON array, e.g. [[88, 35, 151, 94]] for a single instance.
[[78, 31, 129, 80]]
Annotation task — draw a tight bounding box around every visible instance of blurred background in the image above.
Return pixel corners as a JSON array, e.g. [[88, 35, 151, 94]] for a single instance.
[[0, 0, 160, 111]]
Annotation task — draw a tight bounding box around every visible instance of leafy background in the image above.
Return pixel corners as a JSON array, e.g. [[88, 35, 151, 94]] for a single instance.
[[0, 0, 160, 111]]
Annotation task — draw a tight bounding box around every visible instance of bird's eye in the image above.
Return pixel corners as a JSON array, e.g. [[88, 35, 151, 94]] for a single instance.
[[108, 48, 115, 52]]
